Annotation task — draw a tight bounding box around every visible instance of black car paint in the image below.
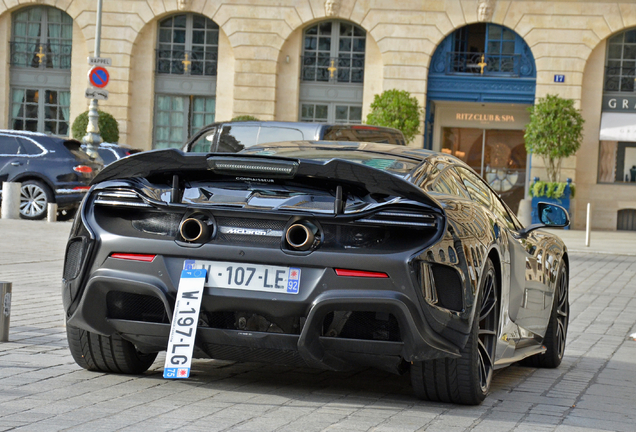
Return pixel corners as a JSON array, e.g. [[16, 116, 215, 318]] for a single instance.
[[0, 131, 101, 211], [63, 142, 568, 375]]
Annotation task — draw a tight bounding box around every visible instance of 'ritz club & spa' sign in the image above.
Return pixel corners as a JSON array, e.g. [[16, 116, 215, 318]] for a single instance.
[[455, 113, 515, 122]]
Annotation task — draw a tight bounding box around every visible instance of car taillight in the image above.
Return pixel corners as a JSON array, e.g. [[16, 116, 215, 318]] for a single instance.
[[110, 253, 156, 262], [73, 186, 90, 191], [74, 165, 93, 173], [335, 269, 389, 278]]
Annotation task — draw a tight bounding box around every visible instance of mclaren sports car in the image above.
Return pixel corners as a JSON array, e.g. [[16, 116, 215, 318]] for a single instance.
[[62, 141, 570, 405]]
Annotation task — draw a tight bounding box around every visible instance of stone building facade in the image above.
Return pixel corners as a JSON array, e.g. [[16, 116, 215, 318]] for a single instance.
[[1, 0, 636, 230]]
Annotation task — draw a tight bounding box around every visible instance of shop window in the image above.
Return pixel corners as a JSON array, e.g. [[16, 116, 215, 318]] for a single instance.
[[617, 209, 636, 231], [598, 141, 636, 184], [442, 127, 527, 211]]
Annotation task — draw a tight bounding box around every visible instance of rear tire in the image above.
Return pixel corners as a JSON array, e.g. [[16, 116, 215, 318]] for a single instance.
[[66, 324, 157, 374], [521, 263, 569, 368], [20, 180, 52, 220], [411, 258, 498, 405]]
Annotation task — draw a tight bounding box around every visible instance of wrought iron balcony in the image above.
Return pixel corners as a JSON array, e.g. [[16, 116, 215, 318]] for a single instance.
[[443, 52, 524, 77], [300, 55, 364, 84], [603, 66, 636, 92], [155, 49, 218, 76], [9, 41, 72, 69]]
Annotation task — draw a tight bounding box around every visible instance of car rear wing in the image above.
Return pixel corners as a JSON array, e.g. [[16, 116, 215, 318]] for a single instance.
[[91, 149, 443, 212]]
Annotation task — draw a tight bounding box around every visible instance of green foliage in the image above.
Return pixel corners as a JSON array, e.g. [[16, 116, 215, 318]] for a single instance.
[[366, 89, 423, 143], [72, 110, 120, 143], [529, 181, 576, 199], [231, 115, 259, 122], [524, 94, 584, 182]]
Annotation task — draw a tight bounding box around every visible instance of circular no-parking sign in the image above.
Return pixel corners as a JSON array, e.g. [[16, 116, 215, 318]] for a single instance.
[[88, 66, 109, 88]]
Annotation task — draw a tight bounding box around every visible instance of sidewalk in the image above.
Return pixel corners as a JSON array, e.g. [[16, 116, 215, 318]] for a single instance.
[[545, 228, 636, 256]]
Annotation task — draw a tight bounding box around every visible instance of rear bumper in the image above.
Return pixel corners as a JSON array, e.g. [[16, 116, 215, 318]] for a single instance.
[[66, 265, 461, 372]]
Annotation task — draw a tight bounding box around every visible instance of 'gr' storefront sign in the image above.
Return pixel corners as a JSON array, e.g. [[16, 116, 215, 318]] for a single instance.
[[455, 113, 516, 122], [602, 96, 636, 112]]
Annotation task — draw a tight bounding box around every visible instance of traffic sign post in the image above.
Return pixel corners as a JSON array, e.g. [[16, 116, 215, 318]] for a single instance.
[[88, 66, 109, 88], [83, 0, 105, 163]]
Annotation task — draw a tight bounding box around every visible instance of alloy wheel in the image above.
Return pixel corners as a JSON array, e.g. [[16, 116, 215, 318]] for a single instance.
[[20, 183, 48, 218], [477, 268, 498, 393]]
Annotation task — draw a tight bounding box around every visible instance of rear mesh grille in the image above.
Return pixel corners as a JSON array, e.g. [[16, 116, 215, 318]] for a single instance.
[[63, 239, 85, 281], [106, 291, 168, 323], [202, 344, 306, 367], [431, 264, 464, 312]]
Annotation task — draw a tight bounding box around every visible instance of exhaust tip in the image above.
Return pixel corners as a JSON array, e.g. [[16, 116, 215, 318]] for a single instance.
[[180, 217, 210, 242], [286, 222, 318, 251]]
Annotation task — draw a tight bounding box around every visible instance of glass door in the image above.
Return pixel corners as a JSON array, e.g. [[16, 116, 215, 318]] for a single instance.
[[442, 127, 527, 211]]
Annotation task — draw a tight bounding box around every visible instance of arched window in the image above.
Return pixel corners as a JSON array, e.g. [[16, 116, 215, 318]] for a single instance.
[[299, 21, 365, 124], [604, 29, 636, 92], [9, 7, 73, 135], [153, 14, 219, 149]]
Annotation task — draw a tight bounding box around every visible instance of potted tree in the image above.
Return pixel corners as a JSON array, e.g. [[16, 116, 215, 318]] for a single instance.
[[524, 94, 584, 225], [366, 89, 423, 144]]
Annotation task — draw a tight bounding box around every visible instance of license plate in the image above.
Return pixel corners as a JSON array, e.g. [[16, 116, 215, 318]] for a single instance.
[[163, 268, 206, 379], [184, 260, 301, 295]]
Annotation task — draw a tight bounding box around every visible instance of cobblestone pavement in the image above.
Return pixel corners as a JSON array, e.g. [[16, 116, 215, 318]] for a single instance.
[[1, 219, 635, 431]]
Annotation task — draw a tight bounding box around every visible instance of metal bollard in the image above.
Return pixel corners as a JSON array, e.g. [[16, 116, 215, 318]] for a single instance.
[[47, 203, 58, 222], [0, 282, 11, 342], [1, 182, 21, 219]]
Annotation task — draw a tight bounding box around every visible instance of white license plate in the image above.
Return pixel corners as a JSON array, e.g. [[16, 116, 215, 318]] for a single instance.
[[184, 260, 301, 295], [163, 268, 206, 379]]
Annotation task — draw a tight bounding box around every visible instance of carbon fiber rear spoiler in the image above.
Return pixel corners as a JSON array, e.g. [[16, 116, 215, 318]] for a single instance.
[[91, 149, 442, 210]]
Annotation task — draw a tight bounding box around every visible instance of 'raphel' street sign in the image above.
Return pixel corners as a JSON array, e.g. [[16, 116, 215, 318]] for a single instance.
[[85, 88, 109, 100], [88, 57, 112, 66]]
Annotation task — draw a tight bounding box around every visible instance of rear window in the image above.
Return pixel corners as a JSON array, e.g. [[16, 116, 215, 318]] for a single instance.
[[63, 140, 93, 162], [257, 127, 304, 144], [322, 126, 406, 145], [244, 147, 418, 176]]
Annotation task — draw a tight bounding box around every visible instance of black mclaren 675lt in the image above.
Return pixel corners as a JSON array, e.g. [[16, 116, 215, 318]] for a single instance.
[[62, 141, 570, 405]]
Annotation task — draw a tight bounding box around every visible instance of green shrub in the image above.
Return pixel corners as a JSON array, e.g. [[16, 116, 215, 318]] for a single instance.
[[529, 180, 576, 199], [231, 115, 259, 122], [366, 89, 423, 143], [72, 110, 120, 143], [524, 94, 584, 183]]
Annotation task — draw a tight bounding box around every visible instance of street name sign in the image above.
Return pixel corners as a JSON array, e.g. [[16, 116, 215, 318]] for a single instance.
[[88, 56, 112, 66]]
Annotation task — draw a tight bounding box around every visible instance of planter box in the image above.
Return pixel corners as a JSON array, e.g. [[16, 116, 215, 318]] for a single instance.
[[530, 179, 572, 229]]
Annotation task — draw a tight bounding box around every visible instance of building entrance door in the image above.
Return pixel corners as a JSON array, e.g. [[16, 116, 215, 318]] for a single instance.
[[442, 127, 527, 211]]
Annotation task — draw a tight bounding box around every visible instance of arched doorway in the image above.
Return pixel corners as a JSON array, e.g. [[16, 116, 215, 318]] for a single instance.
[[153, 13, 218, 149], [299, 20, 365, 124], [9, 6, 73, 135], [427, 23, 536, 211]]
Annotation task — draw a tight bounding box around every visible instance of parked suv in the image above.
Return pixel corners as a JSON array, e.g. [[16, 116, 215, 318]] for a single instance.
[[0, 130, 102, 219], [183, 121, 407, 153]]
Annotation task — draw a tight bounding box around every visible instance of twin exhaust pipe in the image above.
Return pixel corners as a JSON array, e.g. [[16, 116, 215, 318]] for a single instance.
[[179, 215, 320, 251], [179, 217, 211, 242], [285, 221, 319, 251]]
